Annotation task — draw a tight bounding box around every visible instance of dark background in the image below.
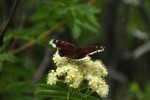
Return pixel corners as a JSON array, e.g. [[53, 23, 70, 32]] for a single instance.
[[0, 0, 150, 100]]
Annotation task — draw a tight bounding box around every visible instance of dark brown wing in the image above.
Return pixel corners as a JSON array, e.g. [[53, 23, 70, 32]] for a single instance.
[[80, 46, 104, 55], [71, 46, 105, 59], [50, 39, 76, 50], [58, 49, 76, 58], [50, 39, 104, 59]]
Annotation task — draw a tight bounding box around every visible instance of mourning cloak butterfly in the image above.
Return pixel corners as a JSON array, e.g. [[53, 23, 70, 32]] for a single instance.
[[50, 39, 104, 59]]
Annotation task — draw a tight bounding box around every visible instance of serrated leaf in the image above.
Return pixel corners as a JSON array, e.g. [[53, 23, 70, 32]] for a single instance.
[[37, 84, 67, 91], [36, 83, 99, 100], [36, 84, 68, 99]]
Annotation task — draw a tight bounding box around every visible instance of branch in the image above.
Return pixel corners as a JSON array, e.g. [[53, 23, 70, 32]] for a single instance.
[[11, 20, 64, 54], [107, 67, 129, 84], [132, 41, 150, 59], [32, 49, 51, 83], [0, 0, 19, 45]]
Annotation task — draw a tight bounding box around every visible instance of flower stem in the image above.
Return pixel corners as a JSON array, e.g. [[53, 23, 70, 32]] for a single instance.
[[67, 86, 72, 100]]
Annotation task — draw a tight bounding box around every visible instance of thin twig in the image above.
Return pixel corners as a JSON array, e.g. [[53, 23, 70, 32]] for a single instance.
[[0, 0, 19, 36], [11, 20, 64, 54], [0, 0, 19, 46], [132, 41, 150, 59], [107, 67, 129, 84]]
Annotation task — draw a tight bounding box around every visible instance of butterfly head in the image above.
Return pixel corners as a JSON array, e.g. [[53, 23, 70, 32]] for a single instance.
[[49, 39, 58, 48]]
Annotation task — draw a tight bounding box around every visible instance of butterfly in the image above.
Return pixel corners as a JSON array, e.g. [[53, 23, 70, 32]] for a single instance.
[[50, 39, 104, 59]]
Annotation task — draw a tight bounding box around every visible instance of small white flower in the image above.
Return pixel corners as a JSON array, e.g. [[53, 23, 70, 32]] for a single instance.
[[96, 82, 109, 98], [47, 52, 109, 97], [64, 64, 84, 88], [52, 51, 68, 66], [47, 70, 57, 85]]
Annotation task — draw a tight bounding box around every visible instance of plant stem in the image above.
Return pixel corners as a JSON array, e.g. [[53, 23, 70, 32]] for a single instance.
[[81, 87, 93, 100], [67, 86, 72, 100], [11, 20, 64, 54]]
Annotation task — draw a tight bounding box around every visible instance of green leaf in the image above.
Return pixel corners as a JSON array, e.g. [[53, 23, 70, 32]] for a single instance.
[[74, 4, 100, 16], [64, 11, 76, 28], [59, 0, 78, 5], [71, 91, 99, 100], [129, 82, 144, 99], [71, 23, 81, 39], [87, 15, 100, 29], [0, 44, 7, 52], [0, 53, 16, 62], [36, 83, 99, 100], [37, 83, 67, 91], [36, 83, 68, 99], [3, 82, 34, 93], [1, 83, 34, 100], [30, 11, 49, 21], [84, 23, 99, 34]]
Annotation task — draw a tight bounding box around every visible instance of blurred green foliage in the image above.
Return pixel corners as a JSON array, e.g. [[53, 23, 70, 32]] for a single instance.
[[128, 81, 150, 100]]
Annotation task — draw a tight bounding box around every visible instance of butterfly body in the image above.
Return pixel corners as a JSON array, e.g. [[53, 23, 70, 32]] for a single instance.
[[50, 39, 104, 59]]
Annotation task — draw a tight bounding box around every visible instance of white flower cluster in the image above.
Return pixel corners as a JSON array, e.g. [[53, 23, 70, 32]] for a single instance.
[[47, 52, 109, 97]]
